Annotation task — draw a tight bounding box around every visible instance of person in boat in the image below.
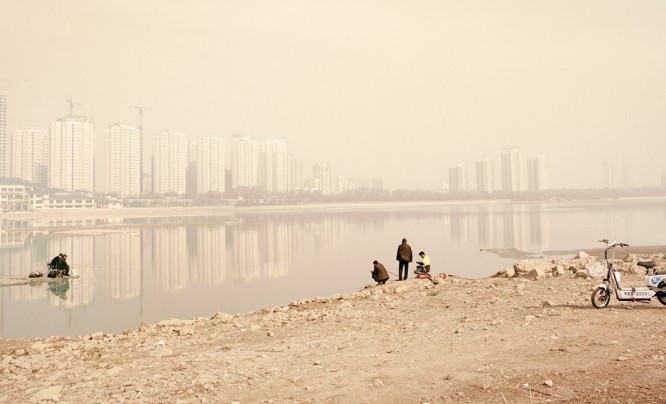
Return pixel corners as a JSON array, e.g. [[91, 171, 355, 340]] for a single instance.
[[49, 254, 63, 270], [56, 254, 70, 276], [371, 260, 390, 285], [414, 251, 431, 276]]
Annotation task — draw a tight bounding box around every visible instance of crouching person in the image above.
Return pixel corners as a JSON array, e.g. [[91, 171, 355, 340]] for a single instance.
[[371, 260, 389, 285], [56, 254, 70, 276]]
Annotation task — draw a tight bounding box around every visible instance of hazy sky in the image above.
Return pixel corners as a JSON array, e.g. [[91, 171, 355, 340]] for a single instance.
[[2, 0, 666, 190]]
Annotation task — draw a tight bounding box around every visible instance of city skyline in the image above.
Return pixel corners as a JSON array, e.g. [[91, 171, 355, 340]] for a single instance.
[[4, 104, 657, 198], [0, 96, 659, 194], [2, 2, 666, 191]]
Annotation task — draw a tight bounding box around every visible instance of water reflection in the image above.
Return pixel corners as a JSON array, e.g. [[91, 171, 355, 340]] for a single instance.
[[1, 200, 665, 338], [47, 278, 69, 300], [448, 204, 551, 252], [104, 231, 141, 300]]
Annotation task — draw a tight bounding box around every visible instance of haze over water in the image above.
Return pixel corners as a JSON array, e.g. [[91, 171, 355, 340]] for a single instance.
[[1, 199, 665, 338], [2, 1, 666, 189]]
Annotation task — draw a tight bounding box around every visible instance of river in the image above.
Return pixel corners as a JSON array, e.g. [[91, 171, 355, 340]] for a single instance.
[[1, 199, 665, 338]]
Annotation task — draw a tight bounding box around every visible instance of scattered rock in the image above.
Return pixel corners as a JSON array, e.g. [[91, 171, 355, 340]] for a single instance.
[[552, 265, 566, 277], [30, 342, 51, 352], [31, 385, 62, 403], [526, 268, 546, 280]]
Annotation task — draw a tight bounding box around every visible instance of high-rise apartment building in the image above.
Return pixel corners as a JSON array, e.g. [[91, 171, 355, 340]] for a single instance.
[[0, 95, 8, 177], [186, 140, 198, 195], [49, 116, 95, 192], [230, 135, 258, 189], [312, 164, 338, 195], [501, 148, 522, 193], [11, 128, 49, 185], [602, 158, 615, 189], [448, 165, 468, 192], [153, 131, 187, 194], [476, 159, 495, 193], [258, 139, 287, 194], [622, 159, 634, 188], [372, 178, 384, 190], [105, 124, 141, 197], [287, 155, 303, 191], [197, 136, 225, 194], [527, 155, 547, 192]]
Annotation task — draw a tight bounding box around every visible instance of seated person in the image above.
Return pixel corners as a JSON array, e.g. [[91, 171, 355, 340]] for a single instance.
[[56, 254, 70, 276], [414, 251, 430, 275], [371, 260, 389, 285]]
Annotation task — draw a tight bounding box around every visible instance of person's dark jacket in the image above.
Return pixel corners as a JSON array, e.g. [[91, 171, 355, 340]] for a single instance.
[[56, 259, 70, 276], [372, 262, 389, 282], [396, 242, 413, 262], [50, 256, 60, 269]]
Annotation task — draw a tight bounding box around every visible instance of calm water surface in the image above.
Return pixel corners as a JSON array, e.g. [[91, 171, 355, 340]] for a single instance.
[[1, 199, 665, 338]]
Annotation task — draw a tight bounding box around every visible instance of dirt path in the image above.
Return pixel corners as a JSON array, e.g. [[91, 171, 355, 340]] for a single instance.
[[1, 269, 665, 403]]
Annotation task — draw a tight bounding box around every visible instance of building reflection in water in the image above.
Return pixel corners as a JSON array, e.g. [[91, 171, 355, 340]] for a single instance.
[[187, 226, 226, 284], [449, 204, 549, 253], [152, 227, 189, 291], [527, 206, 550, 252], [104, 231, 141, 300], [225, 218, 303, 282], [477, 206, 496, 247], [2, 206, 554, 303], [47, 236, 95, 308], [450, 208, 470, 244]]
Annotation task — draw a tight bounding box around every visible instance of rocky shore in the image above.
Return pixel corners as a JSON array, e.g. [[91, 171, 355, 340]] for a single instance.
[[1, 252, 665, 403]]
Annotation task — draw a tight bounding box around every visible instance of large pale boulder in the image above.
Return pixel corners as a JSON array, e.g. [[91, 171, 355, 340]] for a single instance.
[[574, 251, 590, 259], [491, 267, 515, 278], [526, 268, 546, 280], [624, 254, 638, 263], [552, 265, 566, 277], [513, 260, 553, 277], [574, 270, 589, 279]]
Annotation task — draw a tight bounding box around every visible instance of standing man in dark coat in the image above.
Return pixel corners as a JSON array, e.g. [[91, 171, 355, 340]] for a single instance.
[[396, 238, 413, 281], [371, 260, 389, 285]]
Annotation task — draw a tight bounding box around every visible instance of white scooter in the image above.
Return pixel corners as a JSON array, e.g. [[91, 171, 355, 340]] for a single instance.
[[590, 239, 666, 309]]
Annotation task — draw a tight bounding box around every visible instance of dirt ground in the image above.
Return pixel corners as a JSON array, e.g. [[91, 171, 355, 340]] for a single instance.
[[1, 253, 666, 403]]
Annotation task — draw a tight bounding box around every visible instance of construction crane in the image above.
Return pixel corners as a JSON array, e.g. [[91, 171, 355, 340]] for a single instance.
[[134, 105, 151, 195], [66, 97, 82, 115]]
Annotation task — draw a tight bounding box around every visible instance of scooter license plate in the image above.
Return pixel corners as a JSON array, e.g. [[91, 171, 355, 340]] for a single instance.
[[618, 290, 653, 299]]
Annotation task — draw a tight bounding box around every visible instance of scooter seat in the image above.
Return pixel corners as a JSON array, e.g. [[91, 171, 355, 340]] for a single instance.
[[637, 261, 656, 269]]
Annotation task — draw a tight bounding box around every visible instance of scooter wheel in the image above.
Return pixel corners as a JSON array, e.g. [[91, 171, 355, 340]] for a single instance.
[[591, 287, 610, 309], [658, 282, 666, 306]]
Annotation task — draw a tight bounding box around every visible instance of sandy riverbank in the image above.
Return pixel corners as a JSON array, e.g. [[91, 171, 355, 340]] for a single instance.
[[1, 252, 665, 403]]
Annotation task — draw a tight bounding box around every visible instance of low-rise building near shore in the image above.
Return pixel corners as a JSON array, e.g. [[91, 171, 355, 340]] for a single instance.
[[0, 178, 96, 211]]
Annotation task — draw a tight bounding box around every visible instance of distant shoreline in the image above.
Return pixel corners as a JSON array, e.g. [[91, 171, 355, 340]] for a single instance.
[[482, 245, 666, 260], [0, 199, 507, 221], [3, 196, 665, 222]]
